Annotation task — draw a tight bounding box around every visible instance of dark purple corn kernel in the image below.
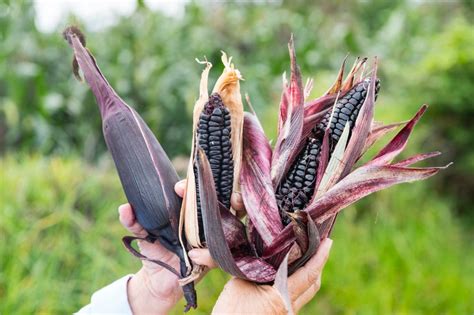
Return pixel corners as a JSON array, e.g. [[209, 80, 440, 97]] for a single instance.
[[276, 137, 321, 224], [194, 93, 234, 239], [317, 78, 381, 143], [277, 78, 381, 225]]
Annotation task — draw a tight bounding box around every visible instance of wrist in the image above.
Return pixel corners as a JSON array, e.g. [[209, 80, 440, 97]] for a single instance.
[[127, 268, 176, 315]]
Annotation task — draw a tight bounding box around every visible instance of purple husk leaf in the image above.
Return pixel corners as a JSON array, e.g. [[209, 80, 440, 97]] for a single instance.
[[307, 163, 446, 223], [241, 113, 283, 247], [368, 105, 428, 167], [261, 225, 295, 259], [219, 202, 249, 250], [392, 151, 442, 167], [197, 149, 277, 283], [271, 36, 305, 189], [64, 27, 196, 310], [361, 120, 407, 157], [288, 213, 320, 275], [278, 80, 290, 133], [304, 94, 336, 118], [65, 28, 183, 235], [64, 28, 121, 119]]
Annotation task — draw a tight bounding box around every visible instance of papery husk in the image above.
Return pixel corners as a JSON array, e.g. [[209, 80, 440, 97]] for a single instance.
[[180, 52, 244, 249]]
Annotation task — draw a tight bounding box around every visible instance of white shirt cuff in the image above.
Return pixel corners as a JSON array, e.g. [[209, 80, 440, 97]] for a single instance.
[[76, 274, 134, 314]]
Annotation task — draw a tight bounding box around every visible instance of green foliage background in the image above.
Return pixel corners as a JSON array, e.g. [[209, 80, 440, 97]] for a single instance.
[[1, 0, 473, 314]]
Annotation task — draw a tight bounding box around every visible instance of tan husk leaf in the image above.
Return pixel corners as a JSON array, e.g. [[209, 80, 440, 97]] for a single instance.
[[180, 52, 244, 249]]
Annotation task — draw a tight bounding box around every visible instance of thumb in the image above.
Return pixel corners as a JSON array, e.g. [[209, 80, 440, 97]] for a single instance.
[[288, 238, 332, 300], [188, 248, 218, 269]]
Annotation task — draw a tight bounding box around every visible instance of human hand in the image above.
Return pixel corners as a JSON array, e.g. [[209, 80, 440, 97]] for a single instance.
[[121, 180, 244, 314], [212, 237, 333, 314]]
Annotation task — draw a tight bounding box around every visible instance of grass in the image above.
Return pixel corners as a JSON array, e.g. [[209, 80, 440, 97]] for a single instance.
[[1, 155, 473, 314]]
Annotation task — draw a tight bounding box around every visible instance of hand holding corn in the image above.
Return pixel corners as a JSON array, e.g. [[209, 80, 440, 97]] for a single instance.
[[65, 26, 448, 313], [212, 238, 332, 314], [120, 180, 331, 314]]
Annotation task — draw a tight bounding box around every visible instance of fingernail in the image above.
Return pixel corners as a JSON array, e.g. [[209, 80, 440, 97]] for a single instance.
[[175, 179, 186, 188]]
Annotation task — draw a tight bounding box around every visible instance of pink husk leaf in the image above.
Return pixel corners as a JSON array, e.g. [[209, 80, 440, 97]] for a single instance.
[[361, 120, 407, 156], [307, 164, 446, 223], [241, 113, 283, 247], [262, 224, 295, 259], [271, 36, 305, 188], [196, 149, 277, 282], [304, 94, 335, 118], [368, 105, 428, 167], [278, 77, 290, 133], [392, 151, 442, 167]]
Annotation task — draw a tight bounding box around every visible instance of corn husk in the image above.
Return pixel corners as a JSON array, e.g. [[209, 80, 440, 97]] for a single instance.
[[63, 26, 197, 311], [198, 37, 449, 290], [180, 53, 244, 248]]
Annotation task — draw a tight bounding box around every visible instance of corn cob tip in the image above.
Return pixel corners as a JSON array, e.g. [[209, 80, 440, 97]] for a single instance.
[[62, 26, 88, 82], [62, 26, 86, 47]]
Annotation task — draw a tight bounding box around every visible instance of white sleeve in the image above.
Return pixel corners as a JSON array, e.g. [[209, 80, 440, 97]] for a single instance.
[[76, 274, 134, 314]]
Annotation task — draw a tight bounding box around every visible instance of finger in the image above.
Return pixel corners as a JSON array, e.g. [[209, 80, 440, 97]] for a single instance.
[[288, 238, 332, 299], [174, 179, 187, 198], [188, 248, 218, 269], [292, 274, 322, 312], [118, 203, 148, 238]]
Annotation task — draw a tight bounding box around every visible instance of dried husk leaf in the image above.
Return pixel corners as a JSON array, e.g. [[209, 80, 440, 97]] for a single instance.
[[212, 52, 244, 193], [180, 60, 212, 248], [181, 52, 244, 248], [341, 57, 367, 91], [324, 55, 347, 95]]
